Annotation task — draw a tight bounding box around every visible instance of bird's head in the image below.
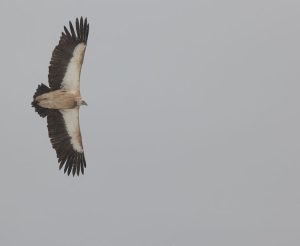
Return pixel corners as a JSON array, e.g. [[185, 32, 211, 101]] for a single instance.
[[76, 97, 88, 106], [80, 100, 88, 106]]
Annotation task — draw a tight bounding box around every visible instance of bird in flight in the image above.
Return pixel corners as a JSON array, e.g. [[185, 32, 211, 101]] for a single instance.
[[32, 17, 89, 176]]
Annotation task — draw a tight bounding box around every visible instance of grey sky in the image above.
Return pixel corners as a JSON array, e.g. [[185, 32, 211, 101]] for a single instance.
[[0, 0, 300, 245]]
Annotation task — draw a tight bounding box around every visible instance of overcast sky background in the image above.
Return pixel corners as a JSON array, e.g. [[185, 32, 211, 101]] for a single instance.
[[0, 0, 299, 245]]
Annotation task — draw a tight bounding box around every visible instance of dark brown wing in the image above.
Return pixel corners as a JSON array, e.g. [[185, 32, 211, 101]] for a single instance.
[[47, 109, 86, 176], [48, 17, 89, 90]]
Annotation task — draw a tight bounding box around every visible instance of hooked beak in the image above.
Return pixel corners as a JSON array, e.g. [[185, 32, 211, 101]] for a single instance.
[[82, 100, 88, 106]]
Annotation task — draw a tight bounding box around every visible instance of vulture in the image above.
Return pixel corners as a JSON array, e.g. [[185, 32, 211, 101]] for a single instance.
[[32, 17, 89, 176]]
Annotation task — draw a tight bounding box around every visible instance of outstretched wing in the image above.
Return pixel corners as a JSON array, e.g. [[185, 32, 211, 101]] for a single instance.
[[48, 17, 89, 91], [47, 109, 86, 176]]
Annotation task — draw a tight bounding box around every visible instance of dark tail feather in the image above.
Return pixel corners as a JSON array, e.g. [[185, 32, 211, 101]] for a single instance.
[[31, 83, 51, 118]]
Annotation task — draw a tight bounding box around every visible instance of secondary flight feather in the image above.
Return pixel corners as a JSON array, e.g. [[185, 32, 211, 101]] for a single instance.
[[32, 17, 89, 176]]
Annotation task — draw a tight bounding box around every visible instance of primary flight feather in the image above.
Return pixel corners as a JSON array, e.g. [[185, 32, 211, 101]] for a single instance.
[[32, 17, 89, 176]]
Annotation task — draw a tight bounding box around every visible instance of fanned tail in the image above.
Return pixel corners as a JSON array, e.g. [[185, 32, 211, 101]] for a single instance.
[[31, 83, 51, 118]]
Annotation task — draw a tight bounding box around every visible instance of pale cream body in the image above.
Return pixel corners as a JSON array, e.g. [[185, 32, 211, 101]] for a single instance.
[[36, 90, 81, 109]]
